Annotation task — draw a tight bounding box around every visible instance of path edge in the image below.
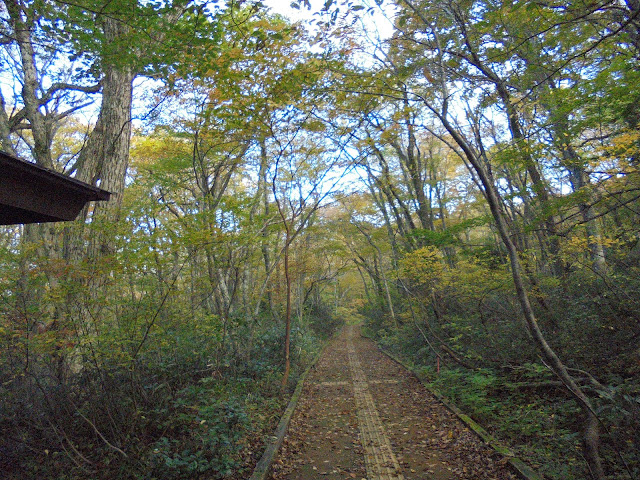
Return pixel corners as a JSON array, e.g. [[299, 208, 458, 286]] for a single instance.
[[248, 336, 330, 480], [370, 339, 545, 480]]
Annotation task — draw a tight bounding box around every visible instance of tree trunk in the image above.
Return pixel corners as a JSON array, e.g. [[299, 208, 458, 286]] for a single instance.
[[281, 233, 292, 388], [442, 116, 606, 479], [73, 17, 135, 259], [0, 91, 18, 155], [565, 150, 608, 275]]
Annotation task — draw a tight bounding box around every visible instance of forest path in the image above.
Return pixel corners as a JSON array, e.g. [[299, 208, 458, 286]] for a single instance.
[[270, 325, 518, 480]]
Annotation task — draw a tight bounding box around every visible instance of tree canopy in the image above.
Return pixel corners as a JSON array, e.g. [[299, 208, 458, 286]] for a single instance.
[[1, 1, 639, 479]]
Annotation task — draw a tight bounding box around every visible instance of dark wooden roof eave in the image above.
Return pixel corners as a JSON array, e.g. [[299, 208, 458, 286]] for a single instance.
[[0, 151, 111, 225]]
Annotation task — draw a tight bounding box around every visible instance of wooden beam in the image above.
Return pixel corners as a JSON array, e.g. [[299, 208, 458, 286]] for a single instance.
[[0, 151, 110, 225]]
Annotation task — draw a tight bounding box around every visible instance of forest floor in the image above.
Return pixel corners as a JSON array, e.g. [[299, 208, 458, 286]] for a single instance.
[[269, 325, 519, 480]]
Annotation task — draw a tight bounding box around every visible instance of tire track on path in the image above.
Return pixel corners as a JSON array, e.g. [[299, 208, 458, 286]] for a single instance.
[[346, 325, 404, 480], [270, 325, 519, 480]]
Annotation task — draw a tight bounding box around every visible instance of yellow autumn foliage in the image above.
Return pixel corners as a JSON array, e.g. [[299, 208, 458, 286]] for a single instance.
[[400, 246, 444, 287]]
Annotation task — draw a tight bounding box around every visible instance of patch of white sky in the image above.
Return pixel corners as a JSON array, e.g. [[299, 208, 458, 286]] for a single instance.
[[258, 0, 398, 200], [134, 1, 397, 133], [1, 0, 397, 199], [262, 0, 396, 61]]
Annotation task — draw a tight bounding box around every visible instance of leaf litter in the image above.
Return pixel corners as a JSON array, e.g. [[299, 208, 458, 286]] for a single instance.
[[270, 326, 519, 480]]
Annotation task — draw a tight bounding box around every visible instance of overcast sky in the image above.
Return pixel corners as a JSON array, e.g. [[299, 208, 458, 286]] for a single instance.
[[261, 0, 319, 21], [261, 0, 395, 40]]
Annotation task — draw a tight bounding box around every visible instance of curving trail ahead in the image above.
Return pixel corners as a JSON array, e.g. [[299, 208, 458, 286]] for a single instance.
[[270, 325, 518, 480]]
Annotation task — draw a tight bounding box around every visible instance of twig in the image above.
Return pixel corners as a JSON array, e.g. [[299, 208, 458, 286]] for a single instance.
[[68, 398, 127, 458]]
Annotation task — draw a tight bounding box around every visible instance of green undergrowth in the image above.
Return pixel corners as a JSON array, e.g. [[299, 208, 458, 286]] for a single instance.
[[1, 310, 337, 480], [422, 366, 583, 479], [145, 376, 280, 480], [371, 324, 639, 480]]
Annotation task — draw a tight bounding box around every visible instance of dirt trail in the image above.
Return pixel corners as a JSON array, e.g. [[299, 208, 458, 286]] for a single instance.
[[270, 325, 518, 480]]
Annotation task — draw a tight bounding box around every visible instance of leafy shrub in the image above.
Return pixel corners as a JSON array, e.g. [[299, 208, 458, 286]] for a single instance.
[[149, 393, 249, 479]]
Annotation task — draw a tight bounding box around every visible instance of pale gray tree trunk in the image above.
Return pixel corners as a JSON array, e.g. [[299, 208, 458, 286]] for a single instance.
[[437, 109, 607, 480], [565, 150, 608, 275]]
